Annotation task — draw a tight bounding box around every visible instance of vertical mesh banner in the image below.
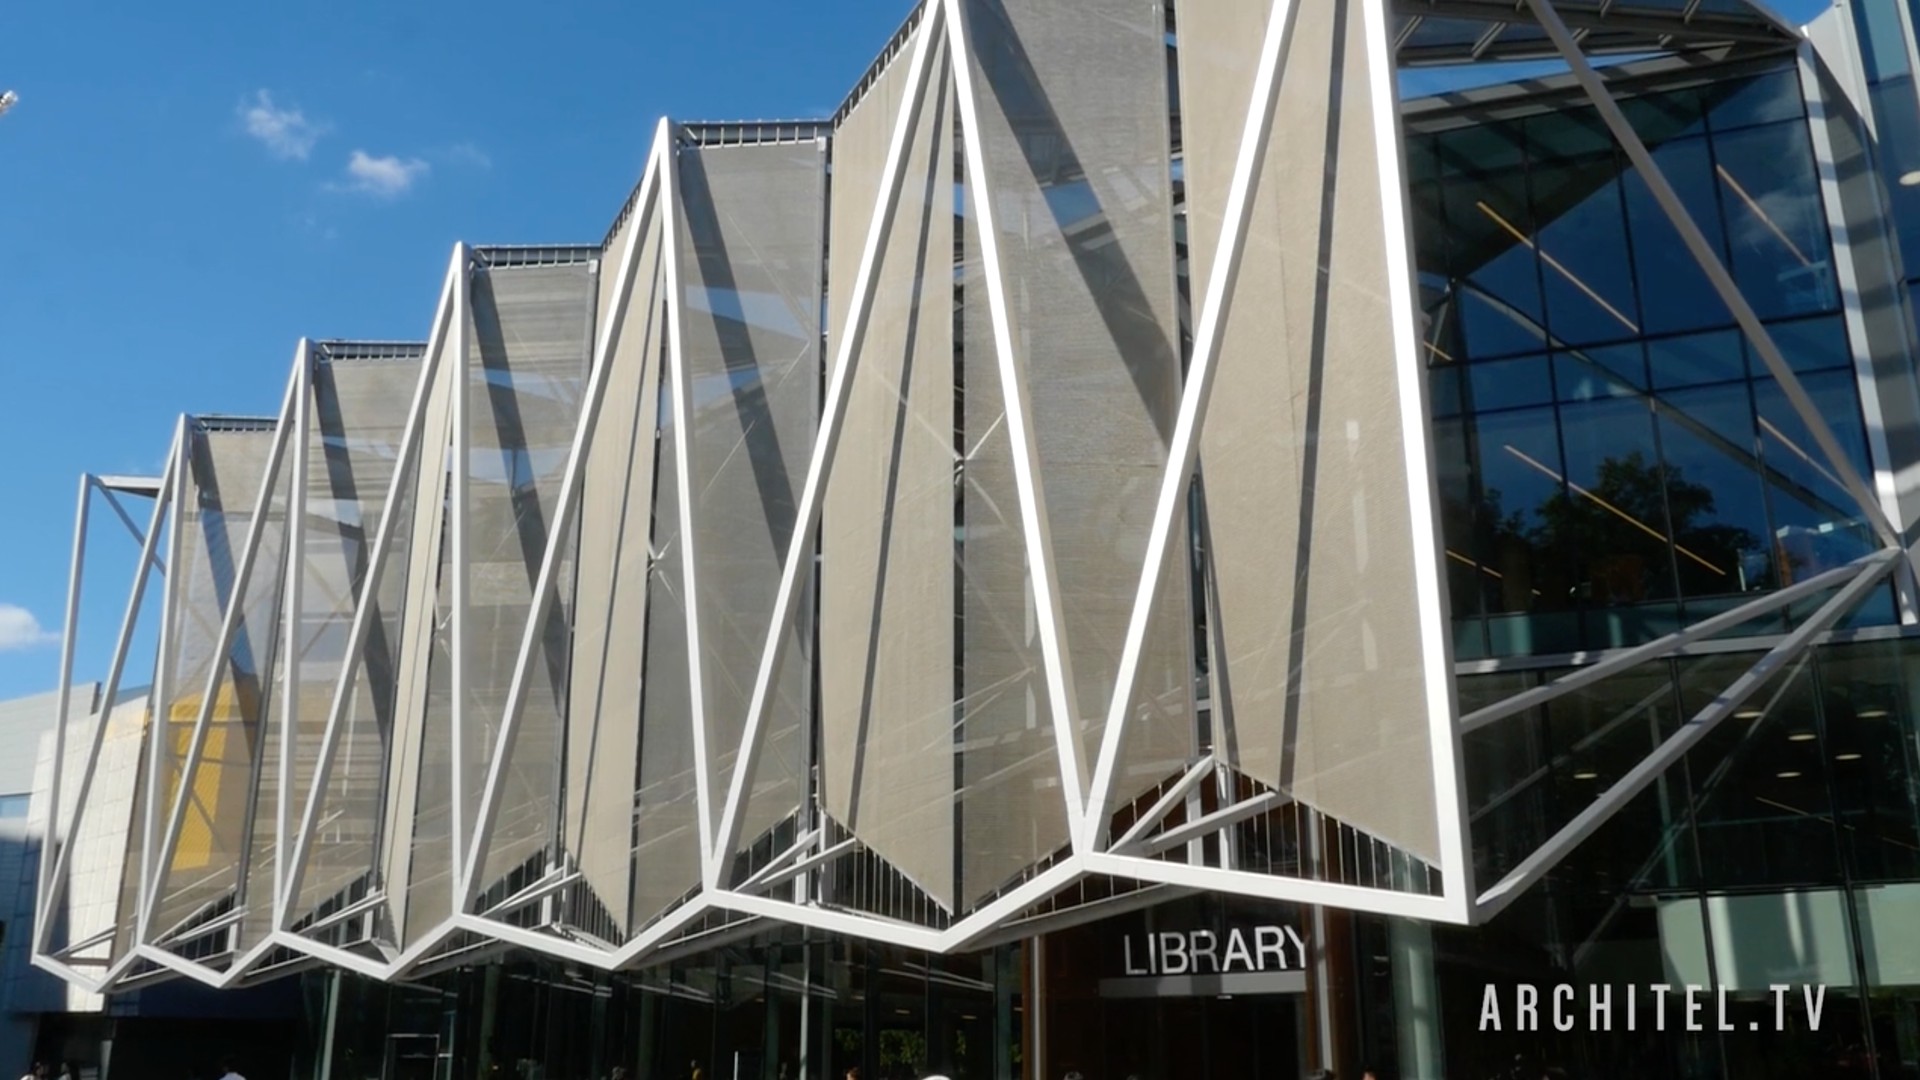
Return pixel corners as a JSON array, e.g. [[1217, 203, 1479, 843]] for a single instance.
[[820, 27, 961, 910], [282, 350, 426, 945], [464, 261, 595, 902], [1185, 0, 1447, 867], [148, 424, 283, 952], [957, 0, 1191, 906], [674, 141, 826, 868], [564, 212, 667, 940]]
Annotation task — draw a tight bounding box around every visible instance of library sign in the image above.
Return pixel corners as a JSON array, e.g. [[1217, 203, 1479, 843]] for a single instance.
[[1100, 923, 1310, 998]]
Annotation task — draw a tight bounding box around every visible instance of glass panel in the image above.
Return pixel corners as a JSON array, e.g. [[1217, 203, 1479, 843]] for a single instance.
[[1654, 382, 1777, 600], [1552, 343, 1645, 403], [1558, 395, 1677, 608], [1531, 149, 1641, 347], [1753, 369, 1877, 579], [1714, 121, 1838, 321], [1819, 642, 1920, 884], [1465, 354, 1552, 411], [1468, 405, 1570, 617], [1705, 68, 1808, 132], [1624, 137, 1733, 337], [1648, 328, 1746, 390]]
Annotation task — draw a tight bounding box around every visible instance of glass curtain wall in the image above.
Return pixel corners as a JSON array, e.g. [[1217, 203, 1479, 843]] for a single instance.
[[1429, 638, 1920, 1078], [1411, 63, 1891, 660], [309, 933, 1024, 1080]]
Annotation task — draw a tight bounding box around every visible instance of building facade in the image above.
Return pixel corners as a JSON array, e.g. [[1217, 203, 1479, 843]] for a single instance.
[[29, 0, 1920, 1077]]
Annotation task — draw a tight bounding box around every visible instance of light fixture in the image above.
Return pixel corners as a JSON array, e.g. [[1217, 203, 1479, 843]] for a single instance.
[[1572, 770, 1599, 780], [1776, 770, 1803, 779], [1788, 732, 1816, 742], [1835, 753, 1864, 762], [1735, 709, 1765, 720], [1859, 708, 1891, 719], [1901, 170, 1920, 187], [895, 1008, 912, 1016]]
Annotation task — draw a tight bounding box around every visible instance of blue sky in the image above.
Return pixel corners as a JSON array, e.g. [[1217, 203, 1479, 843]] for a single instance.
[[0, 0, 1838, 700], [0, 0, 913, 700]]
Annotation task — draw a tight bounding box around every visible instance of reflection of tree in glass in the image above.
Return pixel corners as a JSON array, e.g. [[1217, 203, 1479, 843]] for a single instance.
[[1481, 451, 1759, 605]]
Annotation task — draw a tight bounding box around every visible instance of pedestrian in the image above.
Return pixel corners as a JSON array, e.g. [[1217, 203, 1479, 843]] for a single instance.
[[217, 1058, 245, 1080], [19, 1063, 46, 1080]]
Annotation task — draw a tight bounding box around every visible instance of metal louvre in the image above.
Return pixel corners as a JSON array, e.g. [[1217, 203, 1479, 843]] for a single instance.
[[957, 0, 1195, 843], [672, 140, 827, 867], [819, 23, 961, 910], [284, 350, 427, 941], [1184, 0, 1447, 867], [461, 261, 597, 904], [563, 200, 668, 938], [146, 423, 283, 963]]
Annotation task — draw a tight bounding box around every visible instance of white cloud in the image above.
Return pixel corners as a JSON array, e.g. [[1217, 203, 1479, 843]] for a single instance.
[[0, 604, 57, 652], [335, 150, 429, 198], [240, 90, 324, 161], [445, 142, 492, 170]]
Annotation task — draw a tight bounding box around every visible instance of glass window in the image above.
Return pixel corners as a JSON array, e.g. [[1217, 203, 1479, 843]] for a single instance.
[[1705, 68, 1808, 132], [1624, 137, 1734, 336], [1465, 354, 1553, 412], [0, 795, 28, 820], [1649, 328, 1746, 389], [1441, 123, 1548, 360], [1553, 344, 1644, 403], [1655, 383, 1776, 599], [1467, 405, 1569, 616], [1754, 370, 1878, 579], [1714, 121, 1839, 320], [1760, 313, 1853, 375], [1618, 87, 1709, 144], [1532, 159, 1642, 347], [1867, 77, 1920, 272], [1557, 396, 1677, 607], [1819, 644, 1920, 884]]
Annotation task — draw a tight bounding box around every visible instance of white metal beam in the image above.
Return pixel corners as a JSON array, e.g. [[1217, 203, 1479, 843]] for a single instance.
[[1460, 552, 1884, 734], [450, 242, 474, 894], [1472, 548, 1899, 921], [37, 475, 93, 922], [658, 132, 722, 889], [136, 416, 192, 943], [944, 0, 1089, 845]]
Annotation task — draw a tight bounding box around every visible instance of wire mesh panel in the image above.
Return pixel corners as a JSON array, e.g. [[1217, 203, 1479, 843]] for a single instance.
[[463, 260, 596, 906], [631, 383, 703, 935], [819, 25, 961, 912], [673, 140, 827, 870], [146, 423, 283, 959], [958, 0, 1196, 840], [282, 348, 427, 950], [561, 208, 668, 944], [1184, 0, 1450, 870], [384, 332, 459, 951]]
